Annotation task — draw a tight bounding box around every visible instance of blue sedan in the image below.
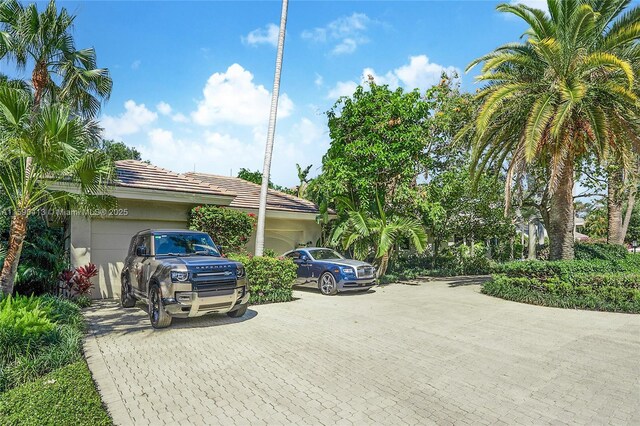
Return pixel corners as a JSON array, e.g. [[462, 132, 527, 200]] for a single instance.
[[283, 248, 377, 295]]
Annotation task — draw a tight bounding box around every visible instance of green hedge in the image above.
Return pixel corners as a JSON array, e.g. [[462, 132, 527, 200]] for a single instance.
[[228, 255, 297, 304], [0, 295, 85, 392], [189, 205, 256, 254], [0, 360, 112, 426], [485, 248, 640, 313], [483, 275, 640, 313]]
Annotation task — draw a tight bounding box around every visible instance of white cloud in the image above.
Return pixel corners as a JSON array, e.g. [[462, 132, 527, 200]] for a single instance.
[[191, 63, 293, 127], [314, 73, 323, 87], [327, 80, 359, 99], [291, 118, 327, 146], [393, 55, 458, 90], [101, 100, 157, 139], [242, 23, 279, 47], [156, 101, 172, 115], [302, 13, 373, 55], [326, 55, 459, 99], [172, 113, 189, 123]]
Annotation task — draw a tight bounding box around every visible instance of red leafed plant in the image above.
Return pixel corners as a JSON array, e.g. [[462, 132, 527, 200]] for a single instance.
[[60, 263, 98, 296]]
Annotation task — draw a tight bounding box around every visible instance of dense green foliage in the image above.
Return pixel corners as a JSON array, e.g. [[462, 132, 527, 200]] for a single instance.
[[0, 209, 67, 296], [0, 360, 112, 426], [228, 254, 297, 304], [91, 139, 142, 162], [486, 244, 640, 312], [0, 295, 84, 392], [189, 206, 256, 254]]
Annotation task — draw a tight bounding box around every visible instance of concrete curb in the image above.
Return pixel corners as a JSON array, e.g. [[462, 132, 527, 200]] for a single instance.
[[83, 320, 133, 426]]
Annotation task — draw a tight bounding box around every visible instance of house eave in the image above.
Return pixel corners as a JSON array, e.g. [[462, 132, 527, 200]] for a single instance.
[[49, 182, 235, 206]]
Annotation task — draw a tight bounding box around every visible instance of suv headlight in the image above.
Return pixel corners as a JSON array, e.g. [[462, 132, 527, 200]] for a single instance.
[[236, 265, 245, 278], [171, 271, 189, 282], [342, 267, 355, 275]]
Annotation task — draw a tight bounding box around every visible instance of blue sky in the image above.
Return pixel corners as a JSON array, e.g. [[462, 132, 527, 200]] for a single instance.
[[45, 0, 546, 186]]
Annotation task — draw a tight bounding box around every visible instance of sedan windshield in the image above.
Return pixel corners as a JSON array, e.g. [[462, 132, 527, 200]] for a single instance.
[[308, 249, 344, 260], [154, 233, 220, 256]]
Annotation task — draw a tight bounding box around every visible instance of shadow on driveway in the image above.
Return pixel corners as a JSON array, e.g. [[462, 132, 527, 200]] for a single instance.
[[445, 275, 491, 287], [84, 301, 258, 336]]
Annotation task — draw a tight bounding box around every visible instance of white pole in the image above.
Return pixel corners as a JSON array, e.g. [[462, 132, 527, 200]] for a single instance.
[[255, 0, 289, 256]]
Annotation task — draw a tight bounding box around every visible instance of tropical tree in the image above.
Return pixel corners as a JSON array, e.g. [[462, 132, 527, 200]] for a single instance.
[[0, 85, 112, 296], [0, 0, 112, 115], [295, 163, 312, 198], [331, 196, 427, 277], [465, 0, 640, 260]]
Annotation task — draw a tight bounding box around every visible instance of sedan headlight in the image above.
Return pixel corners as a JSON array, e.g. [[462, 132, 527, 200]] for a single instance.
[[342, 267, 355, 275], [170, 270, 189, 282]]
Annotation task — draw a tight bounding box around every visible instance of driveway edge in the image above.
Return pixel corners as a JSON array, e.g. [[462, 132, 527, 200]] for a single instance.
[[83, 322, 133, 426]]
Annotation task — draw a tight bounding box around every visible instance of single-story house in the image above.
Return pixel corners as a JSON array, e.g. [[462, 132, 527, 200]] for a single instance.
[[62, 160, 321, 299]]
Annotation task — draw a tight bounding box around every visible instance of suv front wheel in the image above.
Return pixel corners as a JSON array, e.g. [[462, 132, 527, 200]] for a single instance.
[[149, 284, 172, 328], [120, 275, 136, 308]]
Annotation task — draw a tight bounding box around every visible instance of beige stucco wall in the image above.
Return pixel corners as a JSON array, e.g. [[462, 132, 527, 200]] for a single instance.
[[70, 199, 321, 299]]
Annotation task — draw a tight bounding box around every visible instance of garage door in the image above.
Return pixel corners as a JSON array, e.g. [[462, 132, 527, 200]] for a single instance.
[[90, 219, 187, 299]]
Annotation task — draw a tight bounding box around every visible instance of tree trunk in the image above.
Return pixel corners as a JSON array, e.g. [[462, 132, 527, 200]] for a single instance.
[[376, 252, 389, 278], [548, 160, 575, 260], [527, 217, 537, 260], [0, 213, 28, 296], [607, 168, 624, 245], [621, 184, 637, 243]]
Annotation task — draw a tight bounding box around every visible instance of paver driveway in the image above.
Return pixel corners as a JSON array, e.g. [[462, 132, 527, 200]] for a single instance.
[[84, 278, 640, 425]]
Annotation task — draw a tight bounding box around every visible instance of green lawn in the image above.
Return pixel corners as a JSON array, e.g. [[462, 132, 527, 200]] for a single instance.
[[0, 360, 112, 426]]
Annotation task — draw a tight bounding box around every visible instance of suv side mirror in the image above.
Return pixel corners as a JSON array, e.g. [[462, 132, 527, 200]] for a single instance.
[[136, 246, 148, 257]]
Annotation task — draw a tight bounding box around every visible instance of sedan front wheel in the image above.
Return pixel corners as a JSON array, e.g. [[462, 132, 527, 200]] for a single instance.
[[319, 272, 338, 296]]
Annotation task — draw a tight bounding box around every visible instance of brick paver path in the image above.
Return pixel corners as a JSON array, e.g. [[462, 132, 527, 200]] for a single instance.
[[83, 278, 640, 425]]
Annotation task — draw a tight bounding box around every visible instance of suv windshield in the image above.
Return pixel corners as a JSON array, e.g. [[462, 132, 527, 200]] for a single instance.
[[153, 233, 220, 257], [308, 249, 344, 260]]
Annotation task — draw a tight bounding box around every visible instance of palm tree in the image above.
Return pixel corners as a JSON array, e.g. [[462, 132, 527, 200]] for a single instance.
[[295, 163, 312, 198], [0, 84, 112, 296], [0, 0, 112, 116], [331, 196, 427, 277], [465, 0, 640, 260], [255, 0, 289, 256]]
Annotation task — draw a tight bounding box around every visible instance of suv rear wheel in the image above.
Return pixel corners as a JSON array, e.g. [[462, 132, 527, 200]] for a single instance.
[[149, 284, 172, 328]]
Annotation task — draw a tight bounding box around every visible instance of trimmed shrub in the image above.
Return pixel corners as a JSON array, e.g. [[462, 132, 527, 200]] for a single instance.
[[228, 254, 297, 304], [483, 274, 640, 313], [189, 205, 256, 254], [575, 243, 628, 261]]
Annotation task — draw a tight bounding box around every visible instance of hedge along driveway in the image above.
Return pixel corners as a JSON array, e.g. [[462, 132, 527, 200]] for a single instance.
[[82, 279, 639, 425]]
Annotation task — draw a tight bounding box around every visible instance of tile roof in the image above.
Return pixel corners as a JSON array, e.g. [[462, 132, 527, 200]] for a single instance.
[[113, 160, 235, 197], [185, 172, 320, 214]]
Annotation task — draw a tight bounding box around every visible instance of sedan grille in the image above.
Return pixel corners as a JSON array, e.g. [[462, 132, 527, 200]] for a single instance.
[[356, 266, 376, 278]]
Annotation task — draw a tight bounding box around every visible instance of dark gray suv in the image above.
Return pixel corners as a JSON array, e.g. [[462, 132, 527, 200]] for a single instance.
[[120, 229, 249, 328]]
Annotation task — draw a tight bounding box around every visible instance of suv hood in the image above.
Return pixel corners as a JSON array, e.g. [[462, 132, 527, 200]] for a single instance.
[[158, 256, 237, 268]]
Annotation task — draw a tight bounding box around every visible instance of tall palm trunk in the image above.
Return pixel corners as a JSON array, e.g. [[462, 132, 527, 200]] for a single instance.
[[255, 0, 288, 256], [376, 252, 389, 278], [0, 157, 33, 295], [32, 61, 49, 108], [607, 168, 624, 245], [0, 212, 27, 296], [548, 159, 575, 260], [621, 185, 636, 242], [527, 216, 537, 260]]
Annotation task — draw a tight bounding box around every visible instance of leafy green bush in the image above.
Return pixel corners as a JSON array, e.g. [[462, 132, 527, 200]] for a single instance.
[[189, 205, 256, 254], [385, 247, 493, 280], [0, 295, 84, 392], [574, 243, 628, 261], [483, 274, 640, 313], [228, 255, 297, 304], [0, 360, 112, 425]]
